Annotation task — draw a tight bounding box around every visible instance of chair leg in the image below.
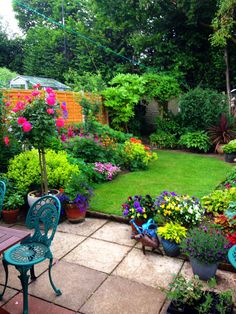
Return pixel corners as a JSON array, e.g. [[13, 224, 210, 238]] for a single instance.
[[30, 265, 37, 281], [0, 259, 9, 300], [17, 267, 30, 314], [48, 258, 62, 296]]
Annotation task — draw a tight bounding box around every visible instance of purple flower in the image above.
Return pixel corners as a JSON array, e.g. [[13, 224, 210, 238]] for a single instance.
[[134, 201, 140, 208], [123, 209, 129, 216], [136, 207, 143, 214]]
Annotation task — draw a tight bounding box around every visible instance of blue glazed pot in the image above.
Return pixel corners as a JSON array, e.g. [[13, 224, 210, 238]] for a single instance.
[[161, 238, 180, 257], [190, 257, 218, 281]]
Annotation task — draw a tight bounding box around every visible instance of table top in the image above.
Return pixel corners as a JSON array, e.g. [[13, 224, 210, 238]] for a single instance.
[[0, 226, 30, 254]]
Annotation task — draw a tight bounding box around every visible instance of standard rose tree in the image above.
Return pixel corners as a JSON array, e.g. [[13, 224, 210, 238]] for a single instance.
[[3, 85, 67, 195]]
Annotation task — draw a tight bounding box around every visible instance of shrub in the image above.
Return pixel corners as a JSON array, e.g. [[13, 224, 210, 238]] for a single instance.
[[178, 131, 211, 152], [201, 188, 236, 214], [121, 138, 158, 171], [149, 131, 177, 148], [222, 139, 236, 154], [218, 166, 236, 189], [157, 222, 187, 244], [6, 149, 80, 195], [155, 114, 183, 136], [179, 87, 228, 131]]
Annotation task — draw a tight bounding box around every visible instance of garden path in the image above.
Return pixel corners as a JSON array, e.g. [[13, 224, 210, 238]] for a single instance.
[[0, 218, 235, 314]]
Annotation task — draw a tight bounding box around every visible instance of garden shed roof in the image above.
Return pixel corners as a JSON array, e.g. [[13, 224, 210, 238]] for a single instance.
[[10, 75, 71, 91]]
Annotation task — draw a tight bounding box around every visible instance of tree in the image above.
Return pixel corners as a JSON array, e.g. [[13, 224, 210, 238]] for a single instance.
[[0, 67, 18, 88]]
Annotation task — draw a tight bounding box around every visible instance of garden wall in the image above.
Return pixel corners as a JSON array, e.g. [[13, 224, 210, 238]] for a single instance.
[[2, 89, 108, 126]]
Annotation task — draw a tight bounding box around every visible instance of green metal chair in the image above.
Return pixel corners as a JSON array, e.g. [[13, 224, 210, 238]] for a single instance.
[[0, 180, 6, 215], [0, 195, 62, 314], [228, 244, 236, 269]]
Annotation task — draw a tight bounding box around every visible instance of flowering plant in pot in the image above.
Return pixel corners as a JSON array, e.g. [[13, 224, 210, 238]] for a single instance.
[[2, 192, 24, 224], [180, 225, 229, 280], [3, 85, 67, 200], [58, 173, 93, 223], [157, 222, 187, 257], [154, 191, 204, 227]]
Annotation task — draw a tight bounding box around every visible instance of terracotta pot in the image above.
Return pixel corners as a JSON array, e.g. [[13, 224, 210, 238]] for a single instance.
[[27, 189, 60, 207], [2, 208, 19, 224], [65, 203, 87, 223]]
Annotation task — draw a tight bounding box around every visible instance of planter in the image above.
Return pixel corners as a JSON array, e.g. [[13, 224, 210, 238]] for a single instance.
[[65, 203, 87, 223], [27, 189, 60, 207], [167, 291, 234, 314], [2, 208, 20, 224], [224, 153, 236, 163], [190, 257, 218, 281], [161, 238, 180, 257]]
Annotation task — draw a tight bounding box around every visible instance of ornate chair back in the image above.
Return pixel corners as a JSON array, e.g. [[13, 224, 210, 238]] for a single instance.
[[0, 180, 6, 213], [25, 195, 61, 248]]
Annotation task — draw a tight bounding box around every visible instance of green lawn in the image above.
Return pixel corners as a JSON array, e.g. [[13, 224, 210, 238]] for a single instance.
[[90, 150, 233, 216]]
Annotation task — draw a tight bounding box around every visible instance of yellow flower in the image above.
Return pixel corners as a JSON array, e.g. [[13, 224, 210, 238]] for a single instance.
[[131, 208, 134, 212], [143, 214, 147, 219]]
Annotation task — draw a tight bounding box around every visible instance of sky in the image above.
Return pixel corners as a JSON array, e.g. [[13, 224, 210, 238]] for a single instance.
[[0, 0, 23, 37]]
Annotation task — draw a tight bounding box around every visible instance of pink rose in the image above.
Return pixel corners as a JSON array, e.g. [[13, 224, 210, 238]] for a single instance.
[[46, 87, 53, 93], [4, 136, 9, 146], [56, 118, 65, 128], [46, 96, 56, 106], [22, 121, 32, 132], [17, 117, 27, 125], [47, 108, 54, 115], [32, 90, 40, 97]]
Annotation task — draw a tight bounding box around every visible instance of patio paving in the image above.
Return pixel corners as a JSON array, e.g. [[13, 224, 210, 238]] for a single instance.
[[0, 218, 235, 313]]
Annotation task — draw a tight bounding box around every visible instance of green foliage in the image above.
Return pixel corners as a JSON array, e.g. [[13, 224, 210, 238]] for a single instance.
[[121, 139, 158, 171], [222, 139, 236, 153], [64, 173, 92, 201], [201, 188, 236, 214], [64, 70, 107, 92], [155, 114, 183, 136], [0, 67, 18, 88], [157, 222, 187, 244], [3, 193, 24, 210], [6, 149, 80, 195], [79, 97, 101, 133], [65, 136, 121, 165], [149, 131, 177, 149], [179, 88, 228, 131], [178, 131, 211, 152]]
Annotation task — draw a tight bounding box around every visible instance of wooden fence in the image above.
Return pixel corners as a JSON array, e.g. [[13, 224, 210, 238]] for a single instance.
[[2, 89, 108, 126]]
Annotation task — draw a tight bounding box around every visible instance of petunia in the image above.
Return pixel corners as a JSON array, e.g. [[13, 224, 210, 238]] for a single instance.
[[4, 136, 9, 145], [46, 96, 56, 106], [22, 121, 32, 132], [17, 117, 27, 125], [56, 118, 65, 128]]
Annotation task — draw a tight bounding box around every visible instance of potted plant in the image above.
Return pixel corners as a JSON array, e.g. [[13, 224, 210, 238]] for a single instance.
[[2, 85, 67, 204], [163, 274, 234, 314], [157, 222, 187, 257], [58, 173, 93, 223], [2, 192, 24, 223], [122, 195, 155, 233], [222, 139, 236, 163], [180, 225, 229, 280]]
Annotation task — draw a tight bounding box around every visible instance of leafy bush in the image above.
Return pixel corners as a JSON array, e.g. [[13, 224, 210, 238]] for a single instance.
[[65, 135, 121, 165], [121, 138, 158, 171], [218, 166, 236, 189], [201, 188, 236, 214], [155, 114, 183, 136], [6, 150, 80, 195], [178, 131, 211, 152], [179, 88, 228, 131], [157, 222, 187, 244], [222, 139, 236, 153], [149, 131, 177, 148]]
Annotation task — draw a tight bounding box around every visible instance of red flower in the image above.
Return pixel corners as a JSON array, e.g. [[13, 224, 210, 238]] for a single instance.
[[4, 136, 9, 146], [61, 103, 67, 110], [33, 83, 41, 89], [60, 134, 67, 142], [56, 118, 65, 128], [227, 231, 236, 246], [32, 90, 40, 97], [22, 121, 32, 132], [17, 117, 27, 125], [46, 96, 56, 106]]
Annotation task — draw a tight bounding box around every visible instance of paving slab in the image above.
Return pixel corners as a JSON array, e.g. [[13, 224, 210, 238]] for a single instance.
[[113, 247, 183, 289], [28, 261, 107, 311], [51, 231, 86, 259], [0, 286, 18, 306], [57, 218, 107, 237], [63, 238, 130, 273], [91, 221, 136, 246], [80, 275, 166, 314], [180, 261, 236, 303], [2, 293, 76, 314]]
